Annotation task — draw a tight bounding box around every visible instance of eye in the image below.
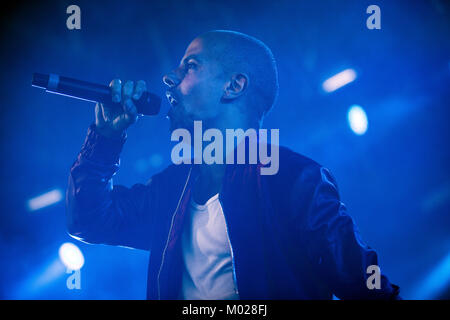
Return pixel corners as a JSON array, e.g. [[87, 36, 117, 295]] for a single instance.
[[185, 61, 197, 70]]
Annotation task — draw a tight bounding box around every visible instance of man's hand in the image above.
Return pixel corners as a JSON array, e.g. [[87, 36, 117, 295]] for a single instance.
[[95, 79, 147, 138]]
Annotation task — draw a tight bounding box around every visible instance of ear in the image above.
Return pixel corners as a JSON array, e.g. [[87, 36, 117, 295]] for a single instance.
[[222, 73, 249, 101]]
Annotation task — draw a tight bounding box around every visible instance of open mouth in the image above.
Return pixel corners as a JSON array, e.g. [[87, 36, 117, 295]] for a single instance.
[[165, 91, 179, 106]]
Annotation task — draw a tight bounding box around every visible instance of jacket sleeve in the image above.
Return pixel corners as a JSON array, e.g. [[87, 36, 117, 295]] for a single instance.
[[290, 164, 401, 299], [66, 124, 155, 251]]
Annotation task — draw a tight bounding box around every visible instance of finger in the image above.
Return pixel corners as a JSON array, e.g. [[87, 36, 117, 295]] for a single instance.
[[133, 80, 147, 100], [97, 102, 112, 122], [110, 79, 122, 103], [95, 103, 105, 126], [113, 112, 138, 130], [122, 80, 137, 115], [122, 80, 134, 101], [125, 112, 138, 125], [123, 98, 138, 116], [101, 102, 114, 122]]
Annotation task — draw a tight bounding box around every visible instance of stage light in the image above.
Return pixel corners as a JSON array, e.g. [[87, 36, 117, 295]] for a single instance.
[[347, 105, 368, 135], [135, 153, 164, 172], [27, 188, 63, 211], [412, 251, 450, 299], [58, 242, 85, 270], [149, 153, 163, 168], [322, 69, 357, 93]]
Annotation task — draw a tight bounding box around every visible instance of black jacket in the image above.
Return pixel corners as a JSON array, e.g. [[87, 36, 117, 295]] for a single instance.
[[66, 124, 400, 299]]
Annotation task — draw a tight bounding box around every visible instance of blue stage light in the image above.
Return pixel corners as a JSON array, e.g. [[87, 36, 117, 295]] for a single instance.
[[347, 105, 368, 135], [58, 242, 85, 270], [135, 153, 164, 172], [322, 69, 357, 93], [412, 251, 450, 299], [149, 153, 163, 168], [27, 189, 63, 211]]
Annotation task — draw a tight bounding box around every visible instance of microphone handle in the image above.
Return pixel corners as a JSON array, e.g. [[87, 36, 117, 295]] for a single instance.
[[32, 73, 161, 116]]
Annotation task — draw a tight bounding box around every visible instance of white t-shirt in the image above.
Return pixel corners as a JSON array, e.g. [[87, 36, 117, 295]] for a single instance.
[[179, 193, 240, 300]]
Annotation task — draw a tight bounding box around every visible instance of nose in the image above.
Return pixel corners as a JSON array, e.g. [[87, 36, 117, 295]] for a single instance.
[[162, 72, 180, 88]]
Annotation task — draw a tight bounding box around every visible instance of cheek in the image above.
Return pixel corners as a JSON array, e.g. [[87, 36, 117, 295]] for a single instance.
[[179, 74, 198, 96], [180, 75, 219, 109]]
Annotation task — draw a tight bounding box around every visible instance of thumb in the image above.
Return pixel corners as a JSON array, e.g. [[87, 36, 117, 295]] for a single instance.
[[112, 112, 138, 131], [95, 103, 106, 127]]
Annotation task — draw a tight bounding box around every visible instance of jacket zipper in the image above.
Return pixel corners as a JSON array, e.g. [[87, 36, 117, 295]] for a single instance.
[[157, 167, 192, 300], [218, 196, 240, 297]]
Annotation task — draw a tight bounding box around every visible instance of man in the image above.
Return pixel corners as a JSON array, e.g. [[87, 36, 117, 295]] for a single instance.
[[66, 30, 400, 299]]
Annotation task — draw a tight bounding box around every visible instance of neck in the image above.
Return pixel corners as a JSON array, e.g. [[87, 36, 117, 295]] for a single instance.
[[198, 161, 225, 180], [194, 106, 259, 180], [202, 107, 259, 136]]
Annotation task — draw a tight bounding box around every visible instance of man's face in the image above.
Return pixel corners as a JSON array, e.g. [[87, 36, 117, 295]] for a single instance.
[[163, 37, 227, 132]]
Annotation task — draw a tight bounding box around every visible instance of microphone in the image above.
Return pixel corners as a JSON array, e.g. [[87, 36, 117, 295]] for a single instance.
[[31, 73, 161, 116]]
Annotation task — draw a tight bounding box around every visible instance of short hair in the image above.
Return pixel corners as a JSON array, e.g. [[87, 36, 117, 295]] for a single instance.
[[199, 30, 279, 123]]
